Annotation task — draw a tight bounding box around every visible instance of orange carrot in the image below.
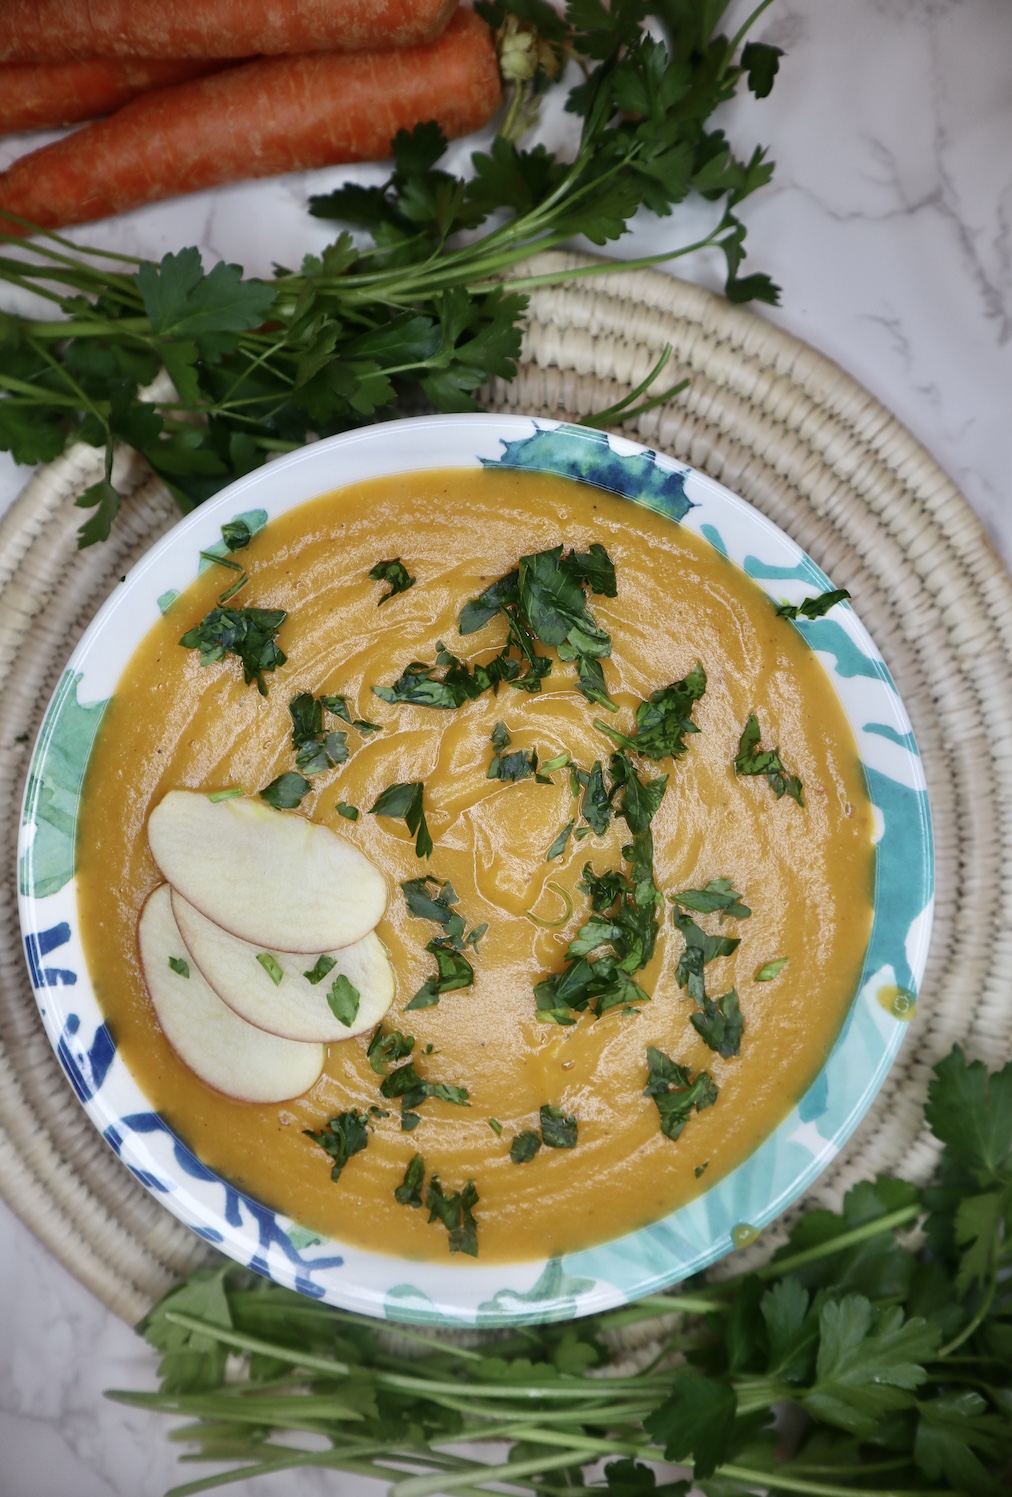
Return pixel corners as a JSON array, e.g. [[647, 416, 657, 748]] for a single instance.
[[0, 59, 234, 134], [0, 10, 501, 237], [0, 0, 459, 63]]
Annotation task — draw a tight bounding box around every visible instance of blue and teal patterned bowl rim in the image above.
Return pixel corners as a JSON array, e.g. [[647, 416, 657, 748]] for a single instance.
[[16, 415, 933, 1327]]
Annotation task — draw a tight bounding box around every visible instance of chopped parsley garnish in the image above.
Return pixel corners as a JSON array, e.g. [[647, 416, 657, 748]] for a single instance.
[[369, 557, 416, 604], [487, 721, 538, 782], [540, 1104, 578, 1149], [695, 1160, 709, 1178], [303, 955, 337, 985], [320, 695, 382, 734], [756, 957, 789, 981], [368, 780, 432, 857], [335, 801, 359, 821], [221, 518, 252, 551], [672, 879, 751, 920], [487, 1117, 503, 1137], [289, 692, 349, 775], [379, 1060, 469, 1131], [546, 819, 575, 862], [691, 987, 744, 1058], [207, 786, 243, 802], [259, 771, 311, 809], [217, 572, 249, 604], [374, 636, 541, 708], [394, 1153, 425, 1207], [407, 942, 474, 1011], [303, 1110, 369, 1182], [596, 664, 706, 761], [167, 955, 189, 978], [400, 876, 485, 1008], [510, 1130, 541, 1164], [535, 753, 666, 1023], [425, 1175, 479, 1257], [327, 974, 360, 1027], [734, 714, 804, 806], [672, 909, 740, 1005], [255, 952, 283, 986], [775, 587, 850, 620], [367, 1027, 414, 1076], [458, 543, 617, 708], [178, 606, 286, 695], [581, 760, 611, 835], [644, 1047, 718, 1141]]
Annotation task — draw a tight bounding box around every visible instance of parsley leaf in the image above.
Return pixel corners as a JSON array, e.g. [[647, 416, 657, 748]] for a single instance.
[[802, 1295, 939, 1437], [546, 820, 575, 861], [644, 1047, 718, 1142], [255, 952, 283, 986], [690, 987, 744, 1058], [596, 664, 706, 761], [406, 941, 474, 1010], [221, 518, 252, 551], [734, 714, 804, 806], [380, 1060, 469, 1130], [643, 1367, 737, 1479], [672, 878, 751, 919], [672, 909, 741, 1004], [394, 1152, 425, 1207], [756, 957, 788, 981], [289, 692, 349, 774], [425, 1176, 479, 1256], [540, 1104, 578, 1149], [167, 956, 189, 978], [487, 721, 538, 781], [335, 801, 359, 820], [776, 588, 851, 620], [320, 694, 382, 734], [303, 955, 337, 985], [326, 973, 360, 1027], [368, 780, 433, 857], [179, 606, 287, 694], [367, 1027, 414, 1076], [303, 1110, 369, 1183], [369, 557, 416, 604], [510, 1131, 542, 1164], [259, 772, 311, 809]]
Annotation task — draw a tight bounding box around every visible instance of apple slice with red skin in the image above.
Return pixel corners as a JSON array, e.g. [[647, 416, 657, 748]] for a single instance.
[[172, 889, 395, 1043], [138, 884, 325, 1102], [147, 790, 387, 952]]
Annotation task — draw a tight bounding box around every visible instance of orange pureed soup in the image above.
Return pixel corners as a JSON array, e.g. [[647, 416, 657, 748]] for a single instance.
[[76, 468, 874, 1263]]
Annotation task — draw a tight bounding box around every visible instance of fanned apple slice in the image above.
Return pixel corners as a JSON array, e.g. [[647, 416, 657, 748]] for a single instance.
[[147, 789, 387, 952], [138, 885, 325, 1102], [172, 890, 395, 1043]]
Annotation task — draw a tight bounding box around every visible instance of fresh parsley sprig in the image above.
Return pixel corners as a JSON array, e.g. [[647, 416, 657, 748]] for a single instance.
[[0, 2, 781, 547], [120, 1047, 1012, 1496]]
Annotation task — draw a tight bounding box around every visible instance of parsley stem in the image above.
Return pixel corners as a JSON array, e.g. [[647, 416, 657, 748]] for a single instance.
[[392, 1448, 599, 1497], [161, 1311, 667, 1399], [937, 1271, 998, 1357], [726, 0, 778, 63], [716, 1466, 950, 1497], [753, 1203, 922, 1280]]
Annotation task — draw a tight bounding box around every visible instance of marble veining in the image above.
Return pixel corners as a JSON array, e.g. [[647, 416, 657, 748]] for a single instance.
[[2, 1, 1011, 1491]]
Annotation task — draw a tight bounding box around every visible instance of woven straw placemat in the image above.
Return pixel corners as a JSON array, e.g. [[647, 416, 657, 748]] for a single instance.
[[3, 251, 1011, 1324]]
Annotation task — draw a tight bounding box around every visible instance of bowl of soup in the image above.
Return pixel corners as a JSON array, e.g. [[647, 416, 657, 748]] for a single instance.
[[17, 415, 933, 1326]]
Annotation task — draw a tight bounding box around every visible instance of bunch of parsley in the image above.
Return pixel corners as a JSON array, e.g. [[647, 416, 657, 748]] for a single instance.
[[0, 0, 781, 546], [108, 1046, 1012, 1494]]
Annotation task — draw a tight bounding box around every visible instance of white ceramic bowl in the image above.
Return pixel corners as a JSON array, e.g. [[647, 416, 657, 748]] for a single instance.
[[17, 415, 933, 1326]]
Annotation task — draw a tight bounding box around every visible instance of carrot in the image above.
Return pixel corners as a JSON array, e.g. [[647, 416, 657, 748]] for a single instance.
[[0, 0, 459, 63], [0, 59, 234, 134], [0, 10, 501, 237]]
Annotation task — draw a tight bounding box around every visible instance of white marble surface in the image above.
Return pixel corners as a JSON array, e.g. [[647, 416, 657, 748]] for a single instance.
[[2, 1, 1012, 1492]]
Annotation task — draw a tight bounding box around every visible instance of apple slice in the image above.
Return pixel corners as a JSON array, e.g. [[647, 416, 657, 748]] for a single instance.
[[138, 884, 325, 1102], [171, 890, 395, 1042], [147, 789, 387, 952]]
